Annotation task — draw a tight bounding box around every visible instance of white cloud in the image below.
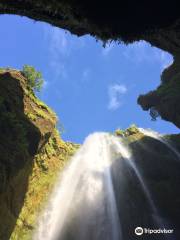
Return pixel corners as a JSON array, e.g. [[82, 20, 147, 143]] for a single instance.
[[49, 28, 69, 56], [154, 50, 173, 70], [108, 84, 127, 110], [123, 41, 147, 62], [123, 40, 173, 70], [44, 26, 86, 79], [49, 61, 67, 79], [44, 27, 69, 79]]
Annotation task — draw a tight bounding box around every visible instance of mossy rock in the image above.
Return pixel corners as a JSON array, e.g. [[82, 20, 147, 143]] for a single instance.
[[124, 124, 139, 136], [0, 69, 79, 240], [115, 129, 124, 137]]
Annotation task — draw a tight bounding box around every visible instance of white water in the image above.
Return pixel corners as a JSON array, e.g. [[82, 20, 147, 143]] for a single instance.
[[110, 136, 170, 231], [34, 133, 122, 240], [137, 128, 178, 239], [34, 131, 170, 240], [138, 128, 180, 160], [110, 136, 158, 214]]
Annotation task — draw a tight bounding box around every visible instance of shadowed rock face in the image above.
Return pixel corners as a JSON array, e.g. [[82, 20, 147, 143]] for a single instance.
[[1, 0, 180, 128], [0, 69, 78, 239], [138, 55, 180, 128], [112, 129, 180, 240], [0, 70, 42, 239]]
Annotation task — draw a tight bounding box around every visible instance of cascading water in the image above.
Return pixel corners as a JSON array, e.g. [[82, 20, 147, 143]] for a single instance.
[[110, 136, 158, 214], [34, 131, 172, 240], [138, 128, 180, 160], [34, 133, 122, 240], [110, 136, 167, 230]]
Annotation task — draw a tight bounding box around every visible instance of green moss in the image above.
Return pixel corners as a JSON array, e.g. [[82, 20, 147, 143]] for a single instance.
[[25, 89, 56, 116], [0, 69, 80, 239], [115, 129, 124, 137], [26, 113, 37, 121], [24, 90, 56, 124], [35, 108, 51, 120], [0, 68, 5, 73], [114, 124, 140, 138], [124, 124, 139, 136], [10, 127, 79, 240]]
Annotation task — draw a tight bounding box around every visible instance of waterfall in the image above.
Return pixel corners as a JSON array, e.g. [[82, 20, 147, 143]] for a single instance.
[[34, 132, 171, 240], [34, 133, 122, 240], [138, 128, 180, 160], [110, 136, 158, 214], [110, 136, 166, 229]]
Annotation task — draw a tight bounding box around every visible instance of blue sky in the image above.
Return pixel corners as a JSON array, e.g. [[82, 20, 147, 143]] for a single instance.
[[0, 15, 179, 143]]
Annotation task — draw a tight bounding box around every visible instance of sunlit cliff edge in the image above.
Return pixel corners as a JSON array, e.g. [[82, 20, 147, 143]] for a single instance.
[[0, 69, 79, 240]]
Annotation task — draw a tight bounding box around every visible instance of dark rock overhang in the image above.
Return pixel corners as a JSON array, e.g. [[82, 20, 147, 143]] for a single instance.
[[1, 0, 180, 129], [0, 0, 179, 43]]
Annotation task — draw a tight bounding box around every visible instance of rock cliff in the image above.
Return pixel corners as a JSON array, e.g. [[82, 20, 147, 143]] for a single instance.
[[114, 125, 180, 239], [0, 69, 79, 240]]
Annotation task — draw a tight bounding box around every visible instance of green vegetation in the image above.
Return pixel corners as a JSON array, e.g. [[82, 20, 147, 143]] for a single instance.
[[115, 124, 140, 137], [26, 113, 37, 121], [22, 65, 44, 92], [0, 67, 11, 72], [115, 128, 124, 137], [24, 88, 56, 116], [0, 67, 4, 73], [0, 69, 79, 240], [10, 131, 79, 240], [34, 108, 54, 122]]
